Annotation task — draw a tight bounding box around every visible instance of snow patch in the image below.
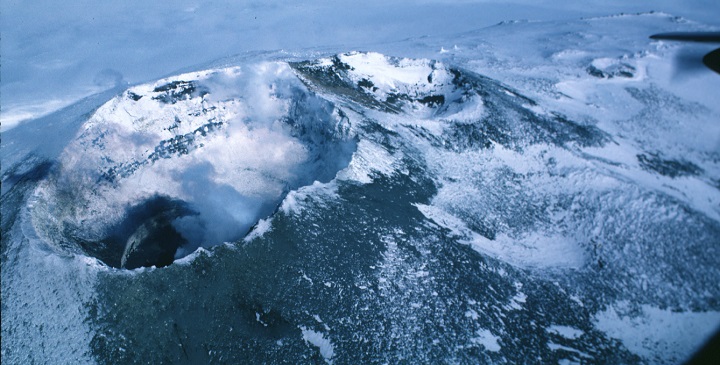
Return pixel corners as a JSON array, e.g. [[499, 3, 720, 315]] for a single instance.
[[300, 326, 335, 364], [593, 301, 720, 364], [340, 52, 441, 92], [280, 180, 339, 215], [415, 203, 586, 268], [243, 218, 274, 242], [336, 140, 399, 184], [471, 329, 501, 352]]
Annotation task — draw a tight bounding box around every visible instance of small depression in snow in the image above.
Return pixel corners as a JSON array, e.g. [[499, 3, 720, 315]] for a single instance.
[[30, 62, 356, 269]]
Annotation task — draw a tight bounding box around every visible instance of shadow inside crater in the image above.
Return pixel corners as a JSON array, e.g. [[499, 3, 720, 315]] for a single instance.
[[81, 196, 196, 270]]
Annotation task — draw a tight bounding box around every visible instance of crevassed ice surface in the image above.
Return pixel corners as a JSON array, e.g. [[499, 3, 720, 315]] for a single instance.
[[2, 13, 719, 365]]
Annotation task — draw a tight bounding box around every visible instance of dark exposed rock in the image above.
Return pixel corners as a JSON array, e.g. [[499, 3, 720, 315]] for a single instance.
[[587, 65, 607, 78], [385, 92, 412, 106], [418, 94, 445, 107], [290, 59, 402, 113], [98, 120, 224, 183], [587, 63, 636, 79], [357, 78, 377, 91], [127, 91, 143, 101], [637, 153, 704, 178], [152, 80, 209, 104]]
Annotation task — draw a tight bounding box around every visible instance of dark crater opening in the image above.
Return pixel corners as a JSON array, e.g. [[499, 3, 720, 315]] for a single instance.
[[81, 196, 197, 270]]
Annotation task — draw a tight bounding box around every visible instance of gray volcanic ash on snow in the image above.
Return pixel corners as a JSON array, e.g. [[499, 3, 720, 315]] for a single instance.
[[2, 13, 720, 365]]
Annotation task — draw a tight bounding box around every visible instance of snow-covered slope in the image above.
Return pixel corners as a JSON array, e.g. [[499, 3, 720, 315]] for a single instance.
[[2, 12, 719, 365], [28, 63, 354, 269]]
